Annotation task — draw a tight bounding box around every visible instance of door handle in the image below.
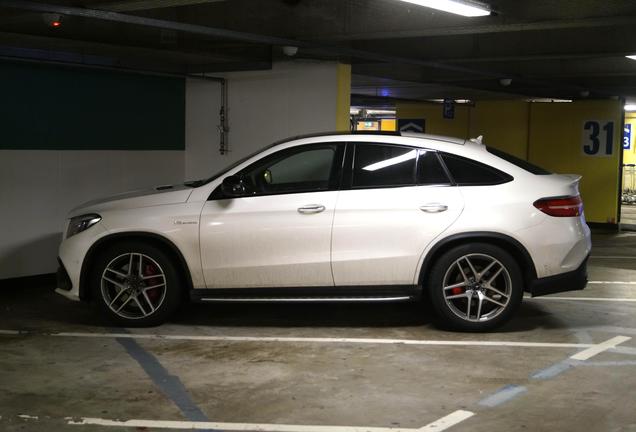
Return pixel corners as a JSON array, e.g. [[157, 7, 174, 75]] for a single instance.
[[298, 204, 326, 214], [420, 203, 448, 213]]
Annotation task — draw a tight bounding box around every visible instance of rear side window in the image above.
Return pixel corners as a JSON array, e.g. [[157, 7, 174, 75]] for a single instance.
[[487, 146, 551, 175], [353, 144, 417, 188], [418, 151, 451, 185], [441, 153, 512, 186]]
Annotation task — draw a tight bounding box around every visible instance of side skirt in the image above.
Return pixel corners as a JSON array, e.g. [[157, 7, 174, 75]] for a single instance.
[[190, 286, 421, 303]]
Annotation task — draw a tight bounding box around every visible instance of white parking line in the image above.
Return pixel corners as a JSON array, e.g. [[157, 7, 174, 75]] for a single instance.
[[0, 330, 596, 349], [570, 336, 632, 361], [588, 281, 636, 285], [529, 297, 636, 302], [0, 330, 20, 335], [66, 410, 475, 431], [590, 256, 636, 259]]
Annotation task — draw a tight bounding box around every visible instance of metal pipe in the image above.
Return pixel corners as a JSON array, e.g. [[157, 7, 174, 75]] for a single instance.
[[188, 73, 229, 155], [219, 78, 229, 155]]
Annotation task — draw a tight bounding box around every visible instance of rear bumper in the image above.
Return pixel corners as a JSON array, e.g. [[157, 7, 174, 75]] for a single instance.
[[527, 255, 588, 297]]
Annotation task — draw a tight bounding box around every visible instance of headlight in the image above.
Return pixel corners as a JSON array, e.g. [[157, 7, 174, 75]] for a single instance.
[[66, 214, 101, 239]]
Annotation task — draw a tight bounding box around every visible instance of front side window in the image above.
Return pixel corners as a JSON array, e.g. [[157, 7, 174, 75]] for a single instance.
[[238, 144, 340, 196], [352, 144, 417, 188]]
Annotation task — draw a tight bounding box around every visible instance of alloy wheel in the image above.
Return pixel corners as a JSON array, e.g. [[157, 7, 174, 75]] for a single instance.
[[100, 253, 167, 320], [442, 253, 512, 322]]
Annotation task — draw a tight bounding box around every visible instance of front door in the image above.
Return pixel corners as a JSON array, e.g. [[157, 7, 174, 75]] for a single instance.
[[200, 143, 344, 288]]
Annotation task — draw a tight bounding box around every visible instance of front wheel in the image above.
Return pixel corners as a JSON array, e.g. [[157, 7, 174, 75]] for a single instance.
[[427, 243, 523, 332], [90, 241, 182, 327]]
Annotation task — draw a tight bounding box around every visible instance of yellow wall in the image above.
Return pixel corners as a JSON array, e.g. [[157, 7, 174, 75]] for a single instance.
[[395, 99, 623, 224], [381, 118, 396, 131], [528, 100, 622, 224], [335, 64, 351, 132], [624, 114, 636, 165], [396, 102, 471, 138], [470, 101, 529, 159]]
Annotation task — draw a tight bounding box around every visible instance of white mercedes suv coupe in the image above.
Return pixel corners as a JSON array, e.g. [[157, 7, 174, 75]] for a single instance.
[[56, 132, 591, 331]]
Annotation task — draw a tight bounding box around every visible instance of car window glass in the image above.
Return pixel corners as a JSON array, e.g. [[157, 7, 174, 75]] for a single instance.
[[241, 145, 337, 195], [418, 151, 451, 185], [486, 146, 551, 175], [353, 144, 417, 188], [268, 149, 333, 184], [441, 153, 512, 185]]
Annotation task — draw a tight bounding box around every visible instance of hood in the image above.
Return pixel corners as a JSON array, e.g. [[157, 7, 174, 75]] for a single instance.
[[68, 184, 194, 217]]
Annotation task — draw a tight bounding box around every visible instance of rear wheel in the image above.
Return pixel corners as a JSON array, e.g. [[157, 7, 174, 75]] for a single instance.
[[427, 243, 523, 332], [90, 241, 181, 327]]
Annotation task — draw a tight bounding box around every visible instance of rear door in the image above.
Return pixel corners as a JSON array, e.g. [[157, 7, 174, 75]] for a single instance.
[[331, 143, 464, 286]]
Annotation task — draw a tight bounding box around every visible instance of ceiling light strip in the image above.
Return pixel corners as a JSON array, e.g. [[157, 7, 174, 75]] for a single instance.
[[396, 0, 491, 17]]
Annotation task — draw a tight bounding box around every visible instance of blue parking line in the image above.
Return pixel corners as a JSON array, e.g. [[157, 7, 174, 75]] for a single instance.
[[530, 360, 574, 380], [478, 385, 527, 407], [117, 337, 215, 430]]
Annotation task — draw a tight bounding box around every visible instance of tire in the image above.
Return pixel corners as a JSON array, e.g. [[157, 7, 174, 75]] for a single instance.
[[90, 241, 182, 327], [427, 243, 523, 332]]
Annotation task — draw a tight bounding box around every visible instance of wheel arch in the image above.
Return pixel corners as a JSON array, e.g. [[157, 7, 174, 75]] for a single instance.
[[79, 231, 194, 301], [418, 232, 537, 291]]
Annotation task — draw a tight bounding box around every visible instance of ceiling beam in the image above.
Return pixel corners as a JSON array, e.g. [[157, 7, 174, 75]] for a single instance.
[[445, 51, 636, 63], [0, 0, 606, 97], [91, 0, 225, 12], [0, 30, 259, 63], [304, 16, 636, 42], [0, 30, 272, 74]]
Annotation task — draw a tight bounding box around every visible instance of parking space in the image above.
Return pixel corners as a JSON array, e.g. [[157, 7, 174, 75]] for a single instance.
[[4, 1, 636, 430], [1, 232, 635, 431]]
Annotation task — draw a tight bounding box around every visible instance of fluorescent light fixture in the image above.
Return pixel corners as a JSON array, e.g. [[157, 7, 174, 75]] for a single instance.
[[526, 98, 573, 103], [366, 109, 397, 116], [626, 55, 636, 60], [426, 99, 473, 104], [396, 0, 491, 17], [625, 104, 636, 112], [363, 150, 417, 172]]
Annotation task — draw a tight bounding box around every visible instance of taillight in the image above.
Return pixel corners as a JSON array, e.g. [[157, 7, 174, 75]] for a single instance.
[[533, 195, 583, 217]]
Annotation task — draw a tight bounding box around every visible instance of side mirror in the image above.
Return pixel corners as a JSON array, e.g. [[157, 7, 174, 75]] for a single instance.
[[221, 175, 247, 197]]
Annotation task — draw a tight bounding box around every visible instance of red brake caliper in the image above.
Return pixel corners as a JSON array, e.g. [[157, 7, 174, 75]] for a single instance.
[[143, 263, 161, 302], [451, 287, 464, 295]]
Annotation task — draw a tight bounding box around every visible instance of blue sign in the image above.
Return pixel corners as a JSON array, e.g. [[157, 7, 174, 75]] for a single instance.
[[398, 119, 425, 133], [443, 99, 455, 119], [624, 124, 632, 150]]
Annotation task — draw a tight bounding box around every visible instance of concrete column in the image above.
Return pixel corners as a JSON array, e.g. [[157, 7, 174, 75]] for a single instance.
[[185, 60, 352, 180]]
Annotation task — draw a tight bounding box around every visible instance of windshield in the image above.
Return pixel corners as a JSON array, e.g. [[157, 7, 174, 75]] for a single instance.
[[184, 142, 281, 188]]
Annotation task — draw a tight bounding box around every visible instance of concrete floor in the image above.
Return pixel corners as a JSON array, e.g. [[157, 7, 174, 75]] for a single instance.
[[1, 232, 636, 431]]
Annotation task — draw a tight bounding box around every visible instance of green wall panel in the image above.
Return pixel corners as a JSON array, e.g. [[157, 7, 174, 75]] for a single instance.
[[0, 61, 185, 150]]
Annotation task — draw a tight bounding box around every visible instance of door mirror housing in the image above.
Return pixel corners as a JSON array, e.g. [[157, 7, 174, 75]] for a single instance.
[[221, 175, 248, 197]]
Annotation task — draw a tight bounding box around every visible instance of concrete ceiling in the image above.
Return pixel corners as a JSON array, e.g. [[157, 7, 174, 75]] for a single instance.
[[1, 0, 636, 102]]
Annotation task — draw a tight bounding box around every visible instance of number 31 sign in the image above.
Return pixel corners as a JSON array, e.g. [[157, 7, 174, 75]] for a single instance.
[[582, 120, 615, 156]]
